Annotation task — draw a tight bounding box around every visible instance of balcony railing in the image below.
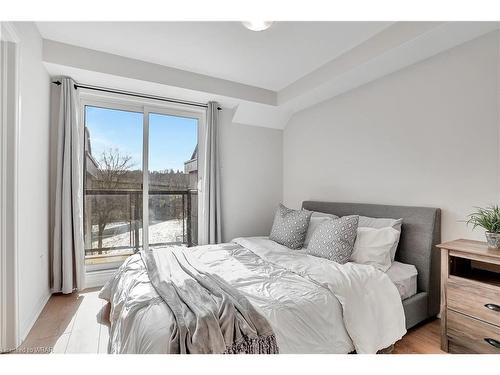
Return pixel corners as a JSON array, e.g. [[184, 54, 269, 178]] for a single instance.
[[84, 189, 198, 259]]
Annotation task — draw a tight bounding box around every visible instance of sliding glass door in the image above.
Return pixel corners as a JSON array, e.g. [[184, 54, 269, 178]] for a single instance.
[[147, 112, 199, 249], [84, 106, 144, 269], [83, 98, 202, 271]]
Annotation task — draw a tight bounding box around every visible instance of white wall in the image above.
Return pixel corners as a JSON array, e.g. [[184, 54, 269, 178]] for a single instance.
[[219, 108, 283, 241], [283, 31, 500, 242], [13, 22, 51, 340]]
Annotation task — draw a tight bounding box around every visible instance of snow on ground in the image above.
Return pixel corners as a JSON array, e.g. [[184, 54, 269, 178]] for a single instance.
[[89, 219, 185, 256]]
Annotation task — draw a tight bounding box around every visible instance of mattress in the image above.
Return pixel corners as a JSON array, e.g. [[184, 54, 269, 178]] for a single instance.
[[386, 261, 418, 300], [101, 237, 407, 353]]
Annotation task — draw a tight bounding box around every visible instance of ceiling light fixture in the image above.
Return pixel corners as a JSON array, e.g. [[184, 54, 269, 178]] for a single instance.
[[242, 21, 273, 32]]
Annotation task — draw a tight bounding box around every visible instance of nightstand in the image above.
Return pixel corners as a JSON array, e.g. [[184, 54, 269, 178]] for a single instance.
[[437, 239, 500, 353]]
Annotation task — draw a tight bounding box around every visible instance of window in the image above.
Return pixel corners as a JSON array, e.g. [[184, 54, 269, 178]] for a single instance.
[[147, 113, 199, 248], [82, 93, 203, 271]]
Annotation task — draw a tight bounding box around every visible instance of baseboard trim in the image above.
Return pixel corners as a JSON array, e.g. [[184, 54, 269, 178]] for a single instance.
[[19, 291, 50, 344], [85, 269, 115, 289]]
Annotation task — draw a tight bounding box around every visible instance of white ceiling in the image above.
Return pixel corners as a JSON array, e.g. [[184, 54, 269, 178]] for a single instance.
[[36, 21, 391, 91], [37, 22, 498, 129]]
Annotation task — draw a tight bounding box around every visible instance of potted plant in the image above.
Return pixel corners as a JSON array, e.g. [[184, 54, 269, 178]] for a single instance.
[[467, 205, 500, 248]]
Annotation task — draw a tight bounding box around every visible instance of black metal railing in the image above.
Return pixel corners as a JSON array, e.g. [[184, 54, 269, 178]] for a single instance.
[[84, 189, 197, 257]]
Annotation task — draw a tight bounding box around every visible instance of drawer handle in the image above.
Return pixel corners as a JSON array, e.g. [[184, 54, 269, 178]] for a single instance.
[[485, 303, 500, 312], [484, 338, 500, 349]]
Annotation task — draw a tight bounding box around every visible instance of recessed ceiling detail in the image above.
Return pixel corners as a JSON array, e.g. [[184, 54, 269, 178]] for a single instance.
[[38, 21, 499, 130], [36, 21, 391, 91]]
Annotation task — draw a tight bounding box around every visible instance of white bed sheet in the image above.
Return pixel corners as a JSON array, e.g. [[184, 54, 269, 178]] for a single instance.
[[386, 261, 418, 300], [100, 237, 406, 354]]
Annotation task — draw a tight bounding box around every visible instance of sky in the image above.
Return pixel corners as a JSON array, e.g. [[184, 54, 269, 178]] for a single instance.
[[85, 106, 198, 172]]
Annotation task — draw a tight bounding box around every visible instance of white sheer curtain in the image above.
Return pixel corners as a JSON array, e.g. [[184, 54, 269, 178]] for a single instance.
[[199, 102, 221, 244], [51, 77, 85, 294]]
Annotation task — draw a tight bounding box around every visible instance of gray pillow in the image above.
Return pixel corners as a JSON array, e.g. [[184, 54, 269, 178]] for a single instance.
[[269, 204, 312, 249], [303, 212, 339, 248], [307, 215, 359, 264]]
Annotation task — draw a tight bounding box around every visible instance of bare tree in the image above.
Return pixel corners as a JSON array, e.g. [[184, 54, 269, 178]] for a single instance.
[[90, 148, 136, 252], [86, 147, 196, 253], [95, 149, 135, 189]]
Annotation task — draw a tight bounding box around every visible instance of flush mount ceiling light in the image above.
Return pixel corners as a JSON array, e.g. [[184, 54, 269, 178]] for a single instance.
[[242, 21, 273, 31]]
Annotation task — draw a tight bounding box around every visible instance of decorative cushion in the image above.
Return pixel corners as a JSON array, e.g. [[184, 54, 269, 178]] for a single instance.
[[303, 212, 339, 248], [269, 204, 312, 249], [350, 227, 400, 271], [358, 216, 403, 261], [307, 215, 359, 263]]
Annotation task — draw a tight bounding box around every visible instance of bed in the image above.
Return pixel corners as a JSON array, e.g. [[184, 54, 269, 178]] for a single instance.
[[99, 201, 441, 354], [302, 201, 441, 329]]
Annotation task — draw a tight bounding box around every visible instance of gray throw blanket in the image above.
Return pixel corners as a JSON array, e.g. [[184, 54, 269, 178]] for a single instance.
[[140, 247, 279, 354]]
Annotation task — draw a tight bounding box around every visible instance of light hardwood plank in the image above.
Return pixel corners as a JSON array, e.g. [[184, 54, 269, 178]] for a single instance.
[[26, 293, 82, 340], [393, 319, 445, 354], [64, 291, 103, 353], [52, 333, 71, 354], [98, 322, 110, 354], [97, 299, 110, 354]]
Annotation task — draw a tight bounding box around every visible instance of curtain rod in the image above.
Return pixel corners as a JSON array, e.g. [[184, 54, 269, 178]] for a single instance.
[[51, 80, 221, 110]]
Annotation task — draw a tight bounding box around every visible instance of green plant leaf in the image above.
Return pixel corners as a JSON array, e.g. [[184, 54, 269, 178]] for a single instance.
[[466, 205, 500, 233]]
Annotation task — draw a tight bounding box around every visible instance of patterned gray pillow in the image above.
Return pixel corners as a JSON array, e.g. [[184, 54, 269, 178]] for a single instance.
[[269, 204, 312, 249], [307, 215, 359, 263]]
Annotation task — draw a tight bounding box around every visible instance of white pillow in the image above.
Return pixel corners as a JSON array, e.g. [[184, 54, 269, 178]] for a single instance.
[[350, 227, 400, 272], [303, 211, 339, 248], [358, 216, 403, 261]]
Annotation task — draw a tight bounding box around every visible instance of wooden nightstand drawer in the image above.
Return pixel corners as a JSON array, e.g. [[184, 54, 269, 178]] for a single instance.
[[447, 310, 500, 354], [448, 276, 500, 326], [438, 239, 500, 353]]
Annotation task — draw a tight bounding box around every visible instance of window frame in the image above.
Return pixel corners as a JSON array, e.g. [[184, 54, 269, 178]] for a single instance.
[[80, 89, 205, 276]]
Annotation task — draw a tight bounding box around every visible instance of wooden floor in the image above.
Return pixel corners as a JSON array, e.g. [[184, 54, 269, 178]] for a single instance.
[[393, 318, 445, 354], [13, 288, 109, 354], [12, 289, 445, 354]]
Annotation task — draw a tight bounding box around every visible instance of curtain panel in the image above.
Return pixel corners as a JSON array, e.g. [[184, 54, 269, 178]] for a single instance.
[[51, 77, 85, 294], [199, 102, 222, 245]]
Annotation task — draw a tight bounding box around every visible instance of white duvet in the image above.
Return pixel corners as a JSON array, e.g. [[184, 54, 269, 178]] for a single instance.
[[100, 237, 406, 354]]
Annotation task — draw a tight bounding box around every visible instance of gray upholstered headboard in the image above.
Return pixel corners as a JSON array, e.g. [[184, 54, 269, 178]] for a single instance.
[[302, 201, 441, 324]]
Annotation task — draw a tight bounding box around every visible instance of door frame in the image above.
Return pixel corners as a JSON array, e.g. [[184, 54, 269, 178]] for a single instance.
[[143, 104, 205, 251], [0, 21, 21, 352], [79, 90, 205, 286]]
